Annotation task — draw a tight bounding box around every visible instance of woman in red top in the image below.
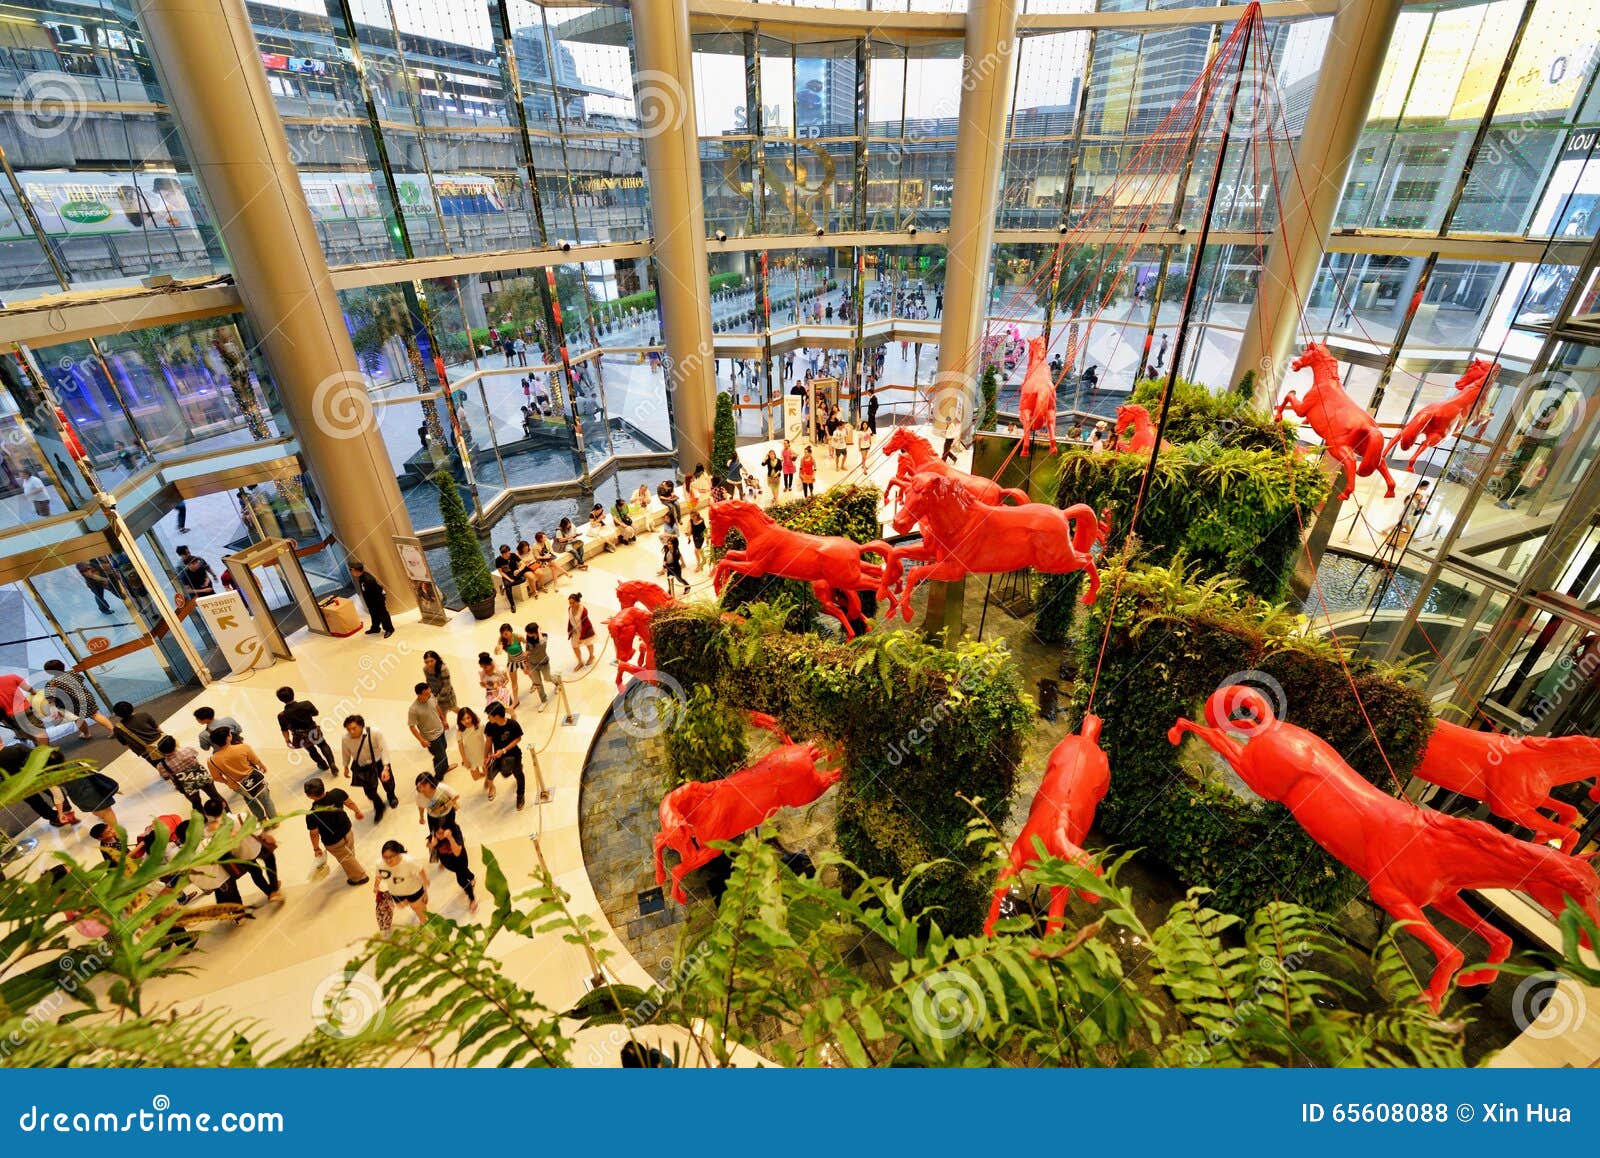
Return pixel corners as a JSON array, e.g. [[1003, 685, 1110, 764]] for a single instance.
[[567, 592, 597, 672], [798, 446, 817, 499], [781, 439, 796, 492]]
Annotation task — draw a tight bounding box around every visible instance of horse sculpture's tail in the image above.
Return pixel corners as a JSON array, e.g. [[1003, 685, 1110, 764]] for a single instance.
[[1206, 684, 1276, 734], [872, 539, 904, 615], [1063, 504, 1109, 558]]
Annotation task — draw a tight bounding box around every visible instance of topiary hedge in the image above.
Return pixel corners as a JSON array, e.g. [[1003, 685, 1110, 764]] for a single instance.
[[712, 391, 737, 472], [1128, 376, 1290, 451], [653, 606, 1033, 934], [661, 684, 749, 789], [1034, 434, 1329, 644], [1063, 557, 1433, 917], [717, 484, 885, 630]]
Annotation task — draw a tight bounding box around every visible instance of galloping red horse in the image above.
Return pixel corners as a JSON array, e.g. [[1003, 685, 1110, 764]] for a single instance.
[[887, 474, 1108, 617], [1169, 686, 1600, 1010], [984, 714, 1111, 936], [605, 579, 676, 690], [1016, 336, 1060, 457], [1411, 720, 1600, 852], [882, 427, 1031, 507], [1384, 359, 1499, 472], [1113, 403, 1172, 456], [654, 740, 840, 904], [1275, 342, 1396, 500], [709, 500, 900, 637]]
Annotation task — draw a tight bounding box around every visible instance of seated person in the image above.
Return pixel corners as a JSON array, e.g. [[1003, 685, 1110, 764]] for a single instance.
[[588, 503, 624, 548], [531, 532, 563, 591], [555, 517, 589, 570], [612, 497, 640, 542], [656, 480, 681, 525], [493, 544, 531, 608]]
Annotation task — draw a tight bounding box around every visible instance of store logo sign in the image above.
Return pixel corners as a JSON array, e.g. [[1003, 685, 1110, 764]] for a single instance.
[[60, 199, 111, 224]]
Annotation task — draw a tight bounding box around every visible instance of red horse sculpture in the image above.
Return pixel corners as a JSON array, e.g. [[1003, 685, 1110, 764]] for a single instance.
[[1412, 720, 1600, 852], [1384, 359, 1499, 472], [887, 474, 1108, 617], [984, 714, 1111, 936], [709, 500, 900, 637], [605, 579, 676, 690], [1274, 342, 1396, 500], [1169, 686, 1600, 1010], [653, 740, 840, 904], [1016, 336, 1060, 457], [1113, 404, 1172, 456], [882, 427, 1030, 507]]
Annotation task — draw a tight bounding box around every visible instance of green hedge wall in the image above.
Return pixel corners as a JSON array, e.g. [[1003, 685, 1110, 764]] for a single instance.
[[1034, 433, 1329, 644], [718, 484, 886, 629], [1128, 376, 1292, 451], [1063, 559, 1433, 917], [653, 606, 1033, 933]]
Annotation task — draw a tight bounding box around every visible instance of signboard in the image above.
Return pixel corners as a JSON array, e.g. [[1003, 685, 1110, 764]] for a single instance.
[[193, 591, 271, 675], [782, 394, 805, 442], [394, 535, 449, 626]]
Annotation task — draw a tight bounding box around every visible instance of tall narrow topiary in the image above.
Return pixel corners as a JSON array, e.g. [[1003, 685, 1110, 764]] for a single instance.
[[980, 363, 999, 430], [712, 390, 737, 470], [434, 471, 495, 608]]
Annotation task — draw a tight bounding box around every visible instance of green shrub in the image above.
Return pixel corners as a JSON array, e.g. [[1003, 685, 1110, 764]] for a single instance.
[[653, 606, 1033, 934], [712, 391, 737, 472], [435, 471, 495, 606], [1033, 433, 1328, 644], [1062, 557, 1433, 917], [1129, 375, 1289, 451], [661, 685, 749, 789], [718, 484, 885, 629], [979, 363, 999, 430], [708, 271, 743, 294]]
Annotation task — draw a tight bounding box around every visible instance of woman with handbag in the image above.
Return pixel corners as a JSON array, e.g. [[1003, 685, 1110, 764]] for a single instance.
[[375, 840, 429, 925], [340, 714, 398, 823], [427, 824, 477, 914]]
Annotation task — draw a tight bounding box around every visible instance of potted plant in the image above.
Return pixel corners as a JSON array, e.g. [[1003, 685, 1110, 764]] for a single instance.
[[434, 471, 497, 619]]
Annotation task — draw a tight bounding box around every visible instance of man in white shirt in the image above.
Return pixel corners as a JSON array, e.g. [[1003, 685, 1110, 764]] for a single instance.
[[941, 416, 962, 463], [341, 714, 398, 820], [21, 472, 49, 518]]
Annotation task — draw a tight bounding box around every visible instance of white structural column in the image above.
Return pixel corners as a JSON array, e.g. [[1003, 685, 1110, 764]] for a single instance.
[[137, 0, 417, 609], [1231, 0, 1404, 406], [935, 0, 1021, 429], [631, 0, 718, 472]]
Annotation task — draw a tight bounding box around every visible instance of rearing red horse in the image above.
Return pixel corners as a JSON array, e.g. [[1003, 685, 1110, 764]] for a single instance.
[[887, 473, 1108, 616], [709, 500, 900, 637], [1275, 342, 1396, 500], [1169, 685, 1599, 1011], [1384, 359, 1498, 472], [882, 427, 1030, 507], [605, 579, 676, 690], [1016, 336, 1059, 457], [1113, 403, 1172, 456]]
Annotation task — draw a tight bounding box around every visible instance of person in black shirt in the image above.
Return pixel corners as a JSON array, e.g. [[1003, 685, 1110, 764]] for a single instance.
[[482, 703, 525, 811], [0, 743, 76, 828], [276, 685, 336, 772], [109, 700, 167, 766], [303, 778, 368, 885], [350, 561, 394, 637], [494, 545, 529, 610]]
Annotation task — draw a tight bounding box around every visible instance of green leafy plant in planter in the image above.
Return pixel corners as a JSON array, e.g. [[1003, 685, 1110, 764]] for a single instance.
[[1129, 374, 1291, 450], [712, 390, 737, 473], [1061, 556, 1433, 917], [1033, 428, 1328, 644], [661, 684, 749, 789], [434, 471, 495, 617], [652, 602, 1032, 933]]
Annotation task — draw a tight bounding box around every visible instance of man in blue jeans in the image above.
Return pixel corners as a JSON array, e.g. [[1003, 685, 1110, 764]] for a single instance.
[[407, 683, 450, 781]]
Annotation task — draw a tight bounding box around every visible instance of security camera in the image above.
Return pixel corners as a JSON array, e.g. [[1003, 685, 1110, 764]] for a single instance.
[[559, 239, 572, 252], [715, 229, 727, 243], [815, 226, 825, 237], [1176, 225, 1188, 237], [1057, 222, 1069, 235], [908, 225, 918, 237]]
